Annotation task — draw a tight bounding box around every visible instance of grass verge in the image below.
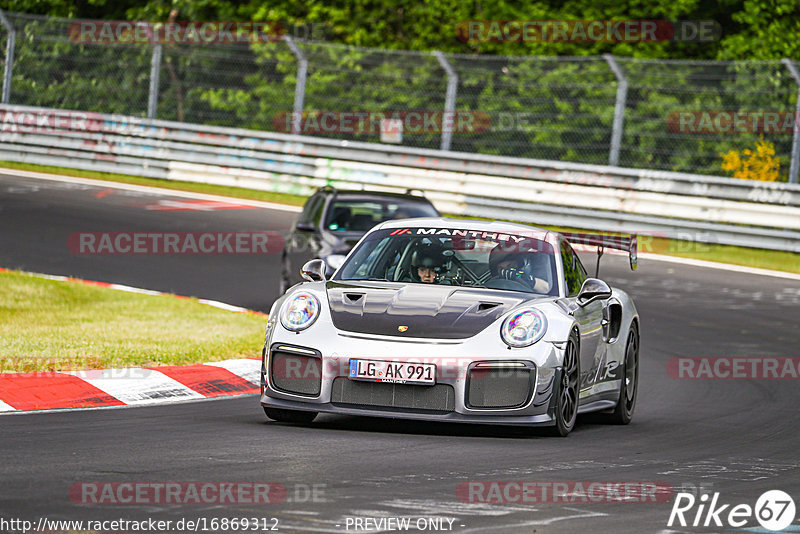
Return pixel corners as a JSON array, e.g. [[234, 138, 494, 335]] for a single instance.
[[0, 160, 307, 206], [0, 270, 265, 373], [1, 160, 798, 274]]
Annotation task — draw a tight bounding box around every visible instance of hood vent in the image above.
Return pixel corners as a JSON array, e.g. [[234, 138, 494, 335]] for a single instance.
[[344, 293, 364, 303], [477, 302, 502, 312]]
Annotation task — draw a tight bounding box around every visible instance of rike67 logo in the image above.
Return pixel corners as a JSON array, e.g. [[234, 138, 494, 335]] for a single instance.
[[668, 490, 796, 531]]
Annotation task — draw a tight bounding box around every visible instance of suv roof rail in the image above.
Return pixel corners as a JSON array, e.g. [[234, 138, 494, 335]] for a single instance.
[[405, 188, 425, 197]]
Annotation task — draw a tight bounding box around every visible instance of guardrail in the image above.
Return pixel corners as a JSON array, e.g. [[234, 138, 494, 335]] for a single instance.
[[1, 104, 799, 252]]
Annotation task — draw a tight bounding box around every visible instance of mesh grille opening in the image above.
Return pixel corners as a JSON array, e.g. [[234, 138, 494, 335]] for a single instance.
[[467, 368, 533, 408], [270, 351, 322, 396], [331, 378, 455, 413]]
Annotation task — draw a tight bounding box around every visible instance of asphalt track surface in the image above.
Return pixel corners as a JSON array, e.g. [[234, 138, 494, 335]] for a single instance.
[[2, 172, 800, 534]]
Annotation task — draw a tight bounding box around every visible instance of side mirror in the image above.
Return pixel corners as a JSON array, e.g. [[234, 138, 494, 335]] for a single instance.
[[301, 259, 327, 282], [296, 221, 315, 232], [577, 278, 612, 307]]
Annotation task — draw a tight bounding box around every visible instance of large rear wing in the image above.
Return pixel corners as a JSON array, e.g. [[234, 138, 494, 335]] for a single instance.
[[562, 232, 638, 276]]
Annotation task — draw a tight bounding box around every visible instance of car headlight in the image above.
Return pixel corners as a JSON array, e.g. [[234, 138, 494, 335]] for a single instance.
[[325, 254, 347, 271], [280, 293, 320, 332], [501, 309, 547, 347]]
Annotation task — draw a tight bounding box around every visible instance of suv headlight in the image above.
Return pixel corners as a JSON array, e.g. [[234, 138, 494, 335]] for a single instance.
[[501, 309, 547, 347], [280, 293, 320, 332]]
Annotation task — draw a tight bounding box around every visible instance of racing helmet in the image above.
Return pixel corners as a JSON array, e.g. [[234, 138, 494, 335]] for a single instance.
[[489, 242, 552, 292], [489, 243, 522, 276], [410, 243, 446, 281]]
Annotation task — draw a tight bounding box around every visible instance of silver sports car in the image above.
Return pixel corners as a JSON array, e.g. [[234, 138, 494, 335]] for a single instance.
[[260, 218, 640, 436]]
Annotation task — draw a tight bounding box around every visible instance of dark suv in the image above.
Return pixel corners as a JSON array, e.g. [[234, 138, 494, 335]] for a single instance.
[[279, 186, 440, 293]]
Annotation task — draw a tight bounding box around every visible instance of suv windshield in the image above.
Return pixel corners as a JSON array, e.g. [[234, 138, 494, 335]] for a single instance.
[[324, 199, 438, 233], [335, 227, 558, 295]]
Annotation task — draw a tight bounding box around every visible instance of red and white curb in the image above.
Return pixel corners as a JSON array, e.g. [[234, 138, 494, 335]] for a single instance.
[[0, 358, 261, 413], [0, 269, 266, 414]]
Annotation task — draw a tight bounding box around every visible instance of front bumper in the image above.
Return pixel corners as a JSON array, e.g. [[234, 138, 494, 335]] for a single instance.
[[260, 331, 564, 427]]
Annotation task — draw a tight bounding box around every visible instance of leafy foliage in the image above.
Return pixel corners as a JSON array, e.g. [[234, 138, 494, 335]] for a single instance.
[[1, 1, 798, 178], [721, 137, 782, 181]]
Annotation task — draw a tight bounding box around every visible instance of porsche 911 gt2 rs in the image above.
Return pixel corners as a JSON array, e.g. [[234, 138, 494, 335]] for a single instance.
[[260, 218, 640, 436]]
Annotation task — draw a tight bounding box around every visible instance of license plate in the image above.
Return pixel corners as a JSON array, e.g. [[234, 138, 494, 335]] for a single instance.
[[348, 359, 436, 386]]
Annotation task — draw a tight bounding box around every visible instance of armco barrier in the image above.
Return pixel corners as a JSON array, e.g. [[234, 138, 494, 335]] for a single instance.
[[1, 104, 799, 252]]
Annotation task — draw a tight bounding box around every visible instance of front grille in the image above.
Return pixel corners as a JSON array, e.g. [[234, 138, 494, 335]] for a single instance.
[[467, 367, 533, 409], [270, 348, 322, 396], [331, 378, 455, 413]]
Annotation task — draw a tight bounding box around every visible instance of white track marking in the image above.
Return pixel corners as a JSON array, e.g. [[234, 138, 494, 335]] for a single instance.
[[197, 298, 255, 313], [381, 499, 534, 516], [108, 283, 163, 295], [458, 507, 607, 533], [4, 268, 265, 316], [60, 369, 202, 404], [0, 400, 15, 412], [204, 359, 261, 384], [0, 167, 301, 212], [30, 273, 71, 282]]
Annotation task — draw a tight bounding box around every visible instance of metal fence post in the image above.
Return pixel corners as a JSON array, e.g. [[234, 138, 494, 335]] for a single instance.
[[603, 54, 628, 167], [0, 9, 16, 104], [433, 51, 458, 152], [147, 44, 162, 119], [782, 58, 800, 184], [285, 36, 308, 135]]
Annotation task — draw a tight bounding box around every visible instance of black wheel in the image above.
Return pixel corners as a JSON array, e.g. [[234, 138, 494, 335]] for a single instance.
[[263, 407, 317, 424], [606, 322, 639, 424], [278, 254, 291, 295], [548, 330, 580, 437]]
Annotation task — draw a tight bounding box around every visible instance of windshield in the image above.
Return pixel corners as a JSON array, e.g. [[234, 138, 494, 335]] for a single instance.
[[324, 199, 438, 233], [335, 227, 558, 295]]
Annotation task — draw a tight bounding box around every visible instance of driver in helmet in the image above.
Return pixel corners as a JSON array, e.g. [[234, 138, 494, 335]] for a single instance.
[[488, 243, 552, 293], [411, 244, 446, 283]]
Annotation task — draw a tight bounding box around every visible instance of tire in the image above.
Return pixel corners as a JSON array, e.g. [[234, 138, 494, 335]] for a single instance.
[[605, 322, 639, 425], [263, 407, 317, 424], [548, 330, 580, 437]]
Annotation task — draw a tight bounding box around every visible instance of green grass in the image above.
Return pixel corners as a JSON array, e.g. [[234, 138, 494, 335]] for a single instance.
[[2, 160, 798, 274], [633, 236, 800, 272], [0, 270, 266, 373]]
